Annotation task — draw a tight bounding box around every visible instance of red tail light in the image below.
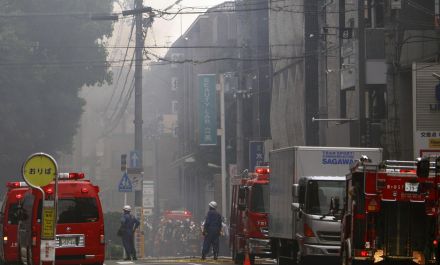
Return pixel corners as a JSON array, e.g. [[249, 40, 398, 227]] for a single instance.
[[32, 235, 37, 246], [32, 226, 37, 246], [360, 250, 369, 257], [100, 225, 105, 244], [304, 223, 315, 237], [434, 240, 438, 246]]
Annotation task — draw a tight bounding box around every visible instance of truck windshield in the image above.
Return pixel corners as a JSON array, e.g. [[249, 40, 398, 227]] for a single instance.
[[250, 184, 269, 213], [306, 180, 345, 215], [57, 198, 99, 223]]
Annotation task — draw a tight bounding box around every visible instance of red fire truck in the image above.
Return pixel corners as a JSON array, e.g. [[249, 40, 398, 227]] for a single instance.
[[0, 181, 30, 264], [18, 172, 105, 265], [341, 156, 440, 265], [229, 166, 271, 264]]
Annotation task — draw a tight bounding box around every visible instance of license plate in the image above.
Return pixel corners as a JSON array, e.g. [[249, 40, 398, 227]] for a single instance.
[[60, 237, 77, 247], [405, 182, 419, 193]]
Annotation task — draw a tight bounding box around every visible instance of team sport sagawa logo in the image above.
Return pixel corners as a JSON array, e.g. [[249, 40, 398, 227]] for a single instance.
[[322, 151, 355, 165]]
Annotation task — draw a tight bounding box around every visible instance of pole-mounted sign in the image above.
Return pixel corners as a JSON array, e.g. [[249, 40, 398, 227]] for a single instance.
[[22, 153, 58, 264], [22, 153, 57, 188]]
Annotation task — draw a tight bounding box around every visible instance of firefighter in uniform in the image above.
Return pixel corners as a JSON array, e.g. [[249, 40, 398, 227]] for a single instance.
[[121, 205, 140, 260], [201, 201, 222, 260]]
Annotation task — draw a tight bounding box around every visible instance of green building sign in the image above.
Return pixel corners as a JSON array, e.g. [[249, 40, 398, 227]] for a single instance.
[[199, 74, 217, 145]]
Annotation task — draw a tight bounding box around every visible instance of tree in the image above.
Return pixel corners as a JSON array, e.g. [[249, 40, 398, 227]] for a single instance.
[[0, 0, 115, 186]]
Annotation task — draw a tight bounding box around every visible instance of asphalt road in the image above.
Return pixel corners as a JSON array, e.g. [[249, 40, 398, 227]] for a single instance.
[[104, 257, 275, 265]]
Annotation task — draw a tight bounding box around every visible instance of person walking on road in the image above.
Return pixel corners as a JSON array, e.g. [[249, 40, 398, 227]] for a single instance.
[[121, 205, 140, 260], [201, 201, 222, 260]]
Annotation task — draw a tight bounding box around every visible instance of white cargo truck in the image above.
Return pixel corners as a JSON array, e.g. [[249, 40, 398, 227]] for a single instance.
[[269, 146, 382, 265]]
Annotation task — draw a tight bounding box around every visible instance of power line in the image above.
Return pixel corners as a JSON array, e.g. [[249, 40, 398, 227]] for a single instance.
[[107, 52, 135, 122], [102, 19, 136, 116], [0, 44, 306, 49]]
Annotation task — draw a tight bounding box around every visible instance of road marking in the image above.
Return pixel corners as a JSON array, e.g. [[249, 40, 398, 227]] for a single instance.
[[188, 263, 201, 265], [116, 262, 134, 264]]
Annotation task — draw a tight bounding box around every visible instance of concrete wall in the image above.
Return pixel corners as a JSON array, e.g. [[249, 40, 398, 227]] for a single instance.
[[269, 0, 306, 149]]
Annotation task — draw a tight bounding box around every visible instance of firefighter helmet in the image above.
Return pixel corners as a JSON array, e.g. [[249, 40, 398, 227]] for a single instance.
[[123, 205, 132, 212], [209, 201, 217, 209]]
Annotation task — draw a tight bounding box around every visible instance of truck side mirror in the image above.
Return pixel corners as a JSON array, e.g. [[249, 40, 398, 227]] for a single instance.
[[416, 157, 430, 178], [291, 203, 302, 218], [292, 184, 299, 198], [291, 202, 300, 211]]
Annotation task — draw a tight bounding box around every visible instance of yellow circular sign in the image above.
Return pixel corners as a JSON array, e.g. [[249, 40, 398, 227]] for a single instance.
[[22, 153, 58, 187]]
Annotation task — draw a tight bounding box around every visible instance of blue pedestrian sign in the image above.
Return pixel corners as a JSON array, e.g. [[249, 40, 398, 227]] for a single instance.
[[118, 172, 132, 192], [130, 150, 140, 169], [249, 141, 265, 172]]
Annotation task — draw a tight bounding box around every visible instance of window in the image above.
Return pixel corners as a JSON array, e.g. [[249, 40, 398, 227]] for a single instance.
[[57, 198, 99, 223], [365, 0, 384, 28], [305, 180, 345, 215], [173, 125, 178, 137], [171, 77, 178, 91], [172, 100, 178, 114], [340, 90, 347, 119], [7, 203, 20, 225]]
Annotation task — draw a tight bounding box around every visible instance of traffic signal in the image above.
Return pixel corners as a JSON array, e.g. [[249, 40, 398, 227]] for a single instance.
[[121, 154, 127, 172], [416, 157, 430, 178]]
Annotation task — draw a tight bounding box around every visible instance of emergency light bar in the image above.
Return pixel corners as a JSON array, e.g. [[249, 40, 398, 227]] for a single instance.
[[58, 172, 85, 180], [6, 182, 28, 189], [255, 167, 270, 174]]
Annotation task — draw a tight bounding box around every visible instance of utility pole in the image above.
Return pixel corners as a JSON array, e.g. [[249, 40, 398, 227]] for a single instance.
[[384, 2, 402, 159], [357, 0, 366, 147], [219, 74, 227, 218], [134, 0, 143, 208], [236, 90, 244, 172]]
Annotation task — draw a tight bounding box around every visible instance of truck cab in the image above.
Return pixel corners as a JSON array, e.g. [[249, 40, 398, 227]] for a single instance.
[[292, 176, 345, 263], [230, 166, 271, 264], [17, 172, 105, 265]]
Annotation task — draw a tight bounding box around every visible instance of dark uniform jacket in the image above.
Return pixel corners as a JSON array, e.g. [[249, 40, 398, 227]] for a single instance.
[[204, 209, 222, 234]]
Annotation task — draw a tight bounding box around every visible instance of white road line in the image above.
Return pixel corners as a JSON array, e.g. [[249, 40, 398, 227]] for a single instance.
[[188, 263, 202, 265], [116, 262, 134, 264]]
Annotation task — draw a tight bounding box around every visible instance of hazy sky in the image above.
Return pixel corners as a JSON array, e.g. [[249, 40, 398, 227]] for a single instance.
[[148, 0, 226, 44]]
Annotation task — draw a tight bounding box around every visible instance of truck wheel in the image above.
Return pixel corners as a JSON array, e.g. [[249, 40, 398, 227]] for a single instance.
[[249, 254, 256, 265], [341, 243, 348, 265], [276, 247, 290, 265], [232, 248, 243, 265]]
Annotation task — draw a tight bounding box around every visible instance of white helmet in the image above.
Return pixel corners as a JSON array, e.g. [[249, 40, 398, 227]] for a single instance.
[[209, 201, 217, 209], [123, 205, 132, 212]]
